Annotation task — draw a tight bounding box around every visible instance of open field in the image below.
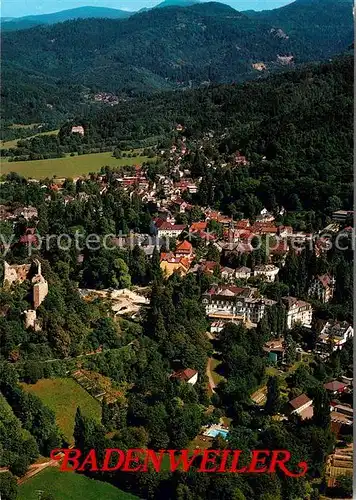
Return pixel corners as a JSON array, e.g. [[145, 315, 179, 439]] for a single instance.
[[0, 129, 59, 149], [18, 468, 138, 500], [210, 357, 225, 385], [21, 378, 101, 443], [0, 151, 151, 179]]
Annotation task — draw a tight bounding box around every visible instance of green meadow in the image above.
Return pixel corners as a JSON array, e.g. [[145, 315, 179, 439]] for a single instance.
[[21, 378, 101, 443], [1, 151, 151, 179], [18, 468, 138, 500]]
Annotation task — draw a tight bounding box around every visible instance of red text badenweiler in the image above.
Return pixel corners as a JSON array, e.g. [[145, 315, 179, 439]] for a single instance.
[[51, 448, 308, 477]]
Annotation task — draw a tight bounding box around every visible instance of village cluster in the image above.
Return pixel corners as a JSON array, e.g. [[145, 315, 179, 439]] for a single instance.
[[0, 131, 353, 484]]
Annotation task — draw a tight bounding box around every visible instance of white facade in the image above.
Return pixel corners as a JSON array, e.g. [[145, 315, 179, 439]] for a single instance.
[[235, 267, 251, 279], [254, 265, 279, 282], [316, 322, 353, 354], [202, 286, 276, 325], [188, 373, 198, 385], [282, 297, 313, 329]]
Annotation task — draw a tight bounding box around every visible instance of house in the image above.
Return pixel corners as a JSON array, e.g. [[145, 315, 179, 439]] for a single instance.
[[234, 151, 249, 166], [210, 321, 226, 334], [71, 125, 85, 136], [171, 368, 198, 385], [278, 226, 293, 237], [189, 222, 207, 233], [288, 394, 313, 420], [221, 267, 235, 283], [330, 403, 353, 420], [202, 284, 276, 325], [160, 255, 190, 277], [157, 222, 186, 239], [13, 206, 38, 220], [187, 183, 198, 194], [256, 210, 275, 223], [281, 296, 313, 329], [332, 210, 353, 222], [175, 240, 194, 260], [329, 403, 353, 429], [254, 264, 279, 282], [324, 380, 348, 396], [172, 198, 189, 213], [252, 222, 278, 235], [235, 266, 252, 279], [316, 321, 353, 355], [235, 219, 250, 230], [308, 275, 335, 303], [263, 338, 285, 364]]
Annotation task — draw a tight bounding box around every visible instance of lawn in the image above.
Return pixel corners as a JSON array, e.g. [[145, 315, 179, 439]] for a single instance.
[[0, 151, 151, 179], [21, 378, 101, 443], [210, 357, 225, 385], [0, 129, 59, 149], [18, 467, 138, 500]]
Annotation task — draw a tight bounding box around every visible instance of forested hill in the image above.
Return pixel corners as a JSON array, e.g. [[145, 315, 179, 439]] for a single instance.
[[6, 56, 353, 216], [1, 6, 133, 32], [2, 0, 353, 125], [68, 55, 353, 153]]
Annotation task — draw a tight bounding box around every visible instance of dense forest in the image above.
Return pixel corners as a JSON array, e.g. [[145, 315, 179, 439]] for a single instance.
[[1, 0, 353, 125]]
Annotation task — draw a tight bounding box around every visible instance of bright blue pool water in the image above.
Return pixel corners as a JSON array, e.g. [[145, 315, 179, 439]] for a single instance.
[[206, 428, 229, 439]]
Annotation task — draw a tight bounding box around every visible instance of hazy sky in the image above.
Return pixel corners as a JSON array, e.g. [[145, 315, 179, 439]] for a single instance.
[[1, 0, 293, 18]]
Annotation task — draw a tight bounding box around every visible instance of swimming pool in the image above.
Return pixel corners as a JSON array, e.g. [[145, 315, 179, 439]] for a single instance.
[[205, 428, 229, 439]]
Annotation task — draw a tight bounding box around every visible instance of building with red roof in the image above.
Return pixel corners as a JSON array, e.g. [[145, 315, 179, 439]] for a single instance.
[[175, 240, 194, 259], [308, 274, 335, 303], [171, 368, 198, 385]]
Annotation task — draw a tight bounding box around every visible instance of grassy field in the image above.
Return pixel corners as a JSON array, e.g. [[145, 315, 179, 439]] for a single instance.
[[0, 151, 151, 179], [18, 468, 138, 500], [0, 129, 59, 150], [21, 378, 101, 443], [210, 357, 225, 385]]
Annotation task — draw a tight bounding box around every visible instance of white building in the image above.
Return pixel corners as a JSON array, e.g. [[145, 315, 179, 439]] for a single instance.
[[254, 264, 280, 282], [202, 284, 276, 325], [171, 368, 198, 385], [316, 321, 353, 354], [235, 266, 251, 279], [71, 125, 85, 136], [157, 222, 186, 238], [282, 296, 313, 329]]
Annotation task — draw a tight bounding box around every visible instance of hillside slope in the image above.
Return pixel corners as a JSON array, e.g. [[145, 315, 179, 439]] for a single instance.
[[2, 1, 353, 124], [1, 6, 133, 31]]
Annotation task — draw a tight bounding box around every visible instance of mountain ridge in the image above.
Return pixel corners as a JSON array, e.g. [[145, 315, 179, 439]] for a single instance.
[[0, 5, 133, 31], [1, 0, 353, 124]]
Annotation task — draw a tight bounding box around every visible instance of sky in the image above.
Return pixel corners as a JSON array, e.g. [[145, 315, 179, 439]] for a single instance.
[[1, 0, 293, 18]]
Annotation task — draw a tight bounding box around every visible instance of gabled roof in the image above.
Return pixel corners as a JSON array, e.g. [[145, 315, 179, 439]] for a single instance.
[[190, 222, 207, 232], [176, 240, 193, 252], [236, 266, 251, 273], [289, 393, 311, 410], [171, 368, 198, 381], [324, 380, 347, 392], [158, 222, 186, 231], [317, 274, 333, 288]]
